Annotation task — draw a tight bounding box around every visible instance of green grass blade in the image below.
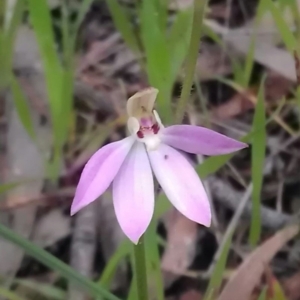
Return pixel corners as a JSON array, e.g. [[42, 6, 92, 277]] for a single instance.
[[27, 0, 62, 107], [243, 35, 255, 88], [0, 182, 21, 195], [168, 8, 193, 83], [15, 279, 66, 300], [267, 0, 296, 53], [175, 0, 207, 123], [98, 240, 131, 288], [27, 0, 64, 158], [69, 0, 94, 56], [153, 0, 169, 32], [0, 224, 121, 300], [140, 0, 172, 120], [10, 74, 35, 140], [257, 287, 267, 300], [249, 78, 267, 246], [0, 0, 5, 30], [3, 0, 25, 83], [105, 0, 139, 52], [61, 3, 72, 64], [231, 57, 245, 86], [0, 287, 26, 300], [127, 276, 137, 300], [154, 193, 172, 218], [73, 0, 94, 37], [204, 231, 233, 300], [271, 280, 288, 300]]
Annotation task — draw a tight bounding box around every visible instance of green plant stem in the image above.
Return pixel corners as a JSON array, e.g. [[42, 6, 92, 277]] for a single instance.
[[133, 235, 148, 300], [175, 0, 207, 123]]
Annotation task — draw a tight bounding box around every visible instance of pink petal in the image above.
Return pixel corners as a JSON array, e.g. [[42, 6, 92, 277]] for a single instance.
[[161, 125, 248, 155], [71, 137, 135, 215], [148, 144, 211, 226], [113, 143, 154, 244]]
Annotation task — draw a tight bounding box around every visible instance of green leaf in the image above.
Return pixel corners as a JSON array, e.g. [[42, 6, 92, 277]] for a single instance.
[[10, 75, 35, 140], [204, 231, 234, 300], [249, 77, 267, 246], [105, 0, 139, 52], [0, 224, 121, 300]]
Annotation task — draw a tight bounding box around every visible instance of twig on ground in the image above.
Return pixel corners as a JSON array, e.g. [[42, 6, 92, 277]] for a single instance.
[[208, 176, 291, 230]]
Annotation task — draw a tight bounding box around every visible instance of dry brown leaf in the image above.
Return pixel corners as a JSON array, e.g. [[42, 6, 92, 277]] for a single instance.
[[264, 70, 294, 103], [283, 271, 300, 300], [162, 209, 198, 288], [218, 225, 299, 300], [211, 88, 256, 120], [180, 289, 203, 300]]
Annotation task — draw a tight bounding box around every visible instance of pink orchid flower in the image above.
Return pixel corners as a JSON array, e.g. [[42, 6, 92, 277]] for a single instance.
[[71, 87, 247, 244]]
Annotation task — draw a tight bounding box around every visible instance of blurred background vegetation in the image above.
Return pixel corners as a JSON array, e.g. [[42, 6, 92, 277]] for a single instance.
[[1, 0, 300, 299]]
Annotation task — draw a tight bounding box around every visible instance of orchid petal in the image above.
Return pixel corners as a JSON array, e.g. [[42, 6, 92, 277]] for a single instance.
[[161, 125, 247, 155], [71, 137, 135, 215], [113, 143, 154, 244], [148, 144, 211, 226]]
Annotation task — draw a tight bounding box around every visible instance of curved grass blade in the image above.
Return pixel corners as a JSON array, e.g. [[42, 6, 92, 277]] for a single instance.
[[0, 224, 121, 300], [15, 279, 66, 300], [105, 0, 139, 52]]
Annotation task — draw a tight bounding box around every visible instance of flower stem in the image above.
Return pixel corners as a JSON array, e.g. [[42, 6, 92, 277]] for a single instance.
[[133, 235, 148, 300]]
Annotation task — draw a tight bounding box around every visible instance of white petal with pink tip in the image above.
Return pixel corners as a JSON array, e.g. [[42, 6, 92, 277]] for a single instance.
[[113, 143, 154, 244], [148, 144, 211, 226]]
